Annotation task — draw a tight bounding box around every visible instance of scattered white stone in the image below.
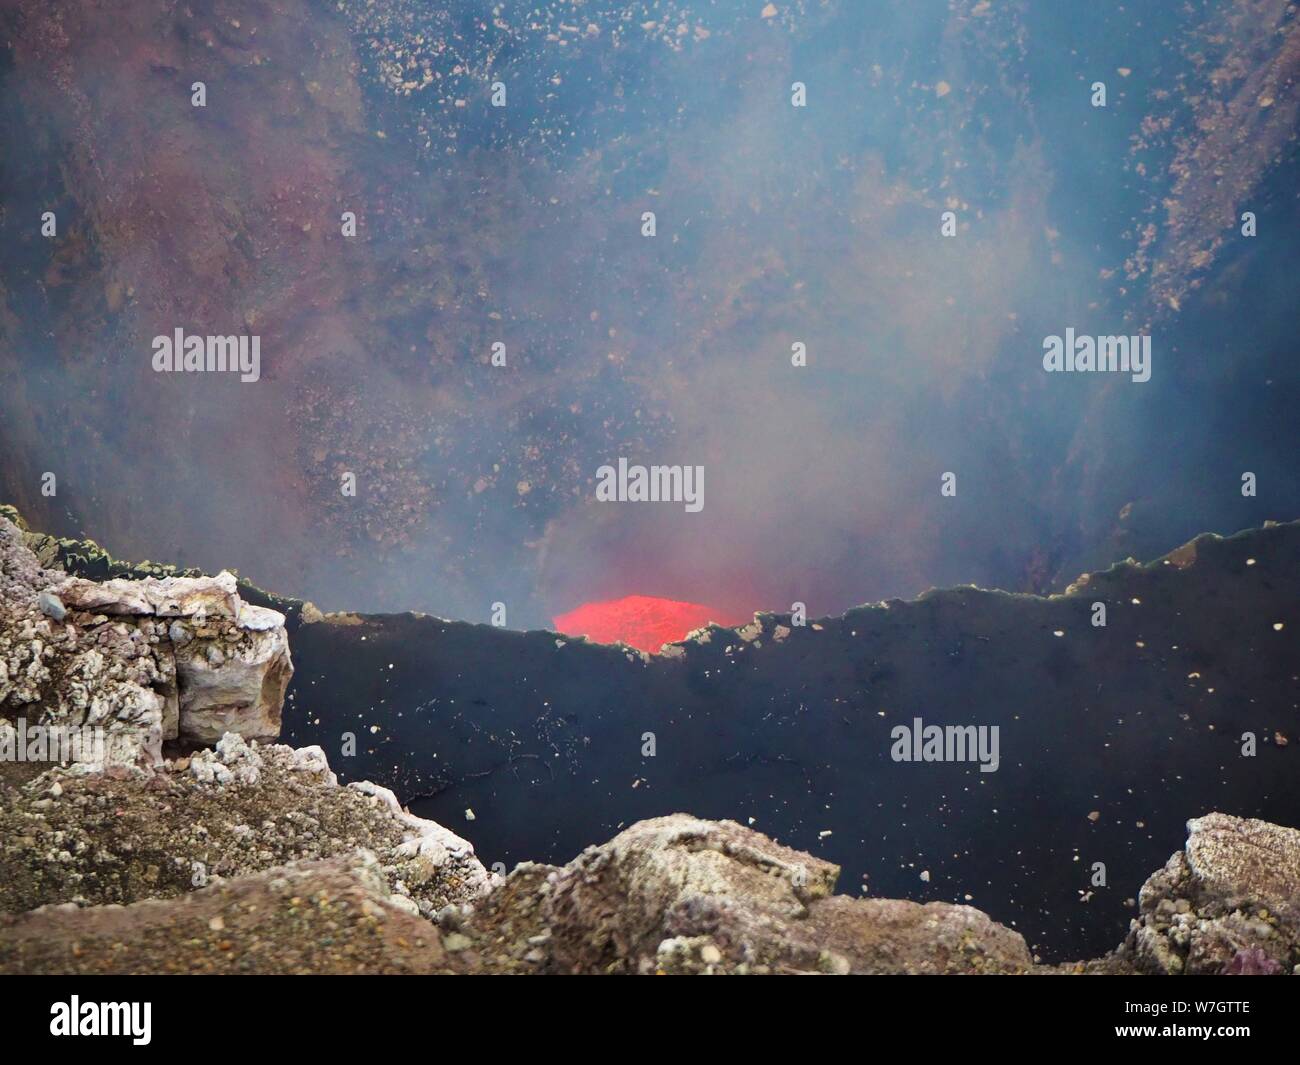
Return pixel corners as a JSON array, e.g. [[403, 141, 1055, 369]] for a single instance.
[[387, 894, 421, 917]]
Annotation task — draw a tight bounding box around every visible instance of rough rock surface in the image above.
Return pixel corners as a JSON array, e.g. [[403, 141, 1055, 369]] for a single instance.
[[170, 604, 293, 745], [58, 571, 243, 618], [1113, 813, 1300, 975], [1, 805, 1298, 974], [453, 815, 1033, 974], [0, 733, 492, 922], [0, 853, 454, 975], [0, 517, 169, 766], [0, 516, 291, 761]]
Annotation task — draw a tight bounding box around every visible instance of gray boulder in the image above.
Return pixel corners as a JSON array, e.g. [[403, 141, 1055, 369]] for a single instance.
[[1119, 813, 1300, 975], [464, 813, 1032, 974]]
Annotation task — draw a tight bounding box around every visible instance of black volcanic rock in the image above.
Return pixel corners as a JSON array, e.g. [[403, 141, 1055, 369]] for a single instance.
[[271, 521, 1297, 961], [291, 520, 1299, 961]]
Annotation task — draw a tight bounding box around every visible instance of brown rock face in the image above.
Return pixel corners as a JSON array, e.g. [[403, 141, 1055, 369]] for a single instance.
[[2, 807, 1298, 975], [0, 809, 1035, 975], [0, 855, 455, 976], [0, 733, 494, 921], [463, 815, 1033, 974]]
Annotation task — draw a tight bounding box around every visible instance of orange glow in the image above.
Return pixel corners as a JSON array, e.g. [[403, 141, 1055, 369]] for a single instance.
[[553, 595, 745, 653]]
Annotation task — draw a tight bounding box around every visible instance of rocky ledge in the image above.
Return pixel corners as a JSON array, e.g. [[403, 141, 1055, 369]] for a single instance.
[[2, 787, 1297, 974], [2, 514, 1297, 974], [0, 516, 291, 765], [1110, 812, 1300, 975]]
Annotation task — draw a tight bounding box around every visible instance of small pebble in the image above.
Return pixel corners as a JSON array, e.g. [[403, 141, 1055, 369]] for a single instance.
[[38, 591, 66, 622]]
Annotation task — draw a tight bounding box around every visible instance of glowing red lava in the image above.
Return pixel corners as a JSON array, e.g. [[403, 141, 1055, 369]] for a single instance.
[[553, 595, 743, 653]]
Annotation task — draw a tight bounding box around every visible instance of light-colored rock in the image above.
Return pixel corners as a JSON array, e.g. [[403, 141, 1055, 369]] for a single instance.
[[0, 516, 292, 762], [467, 813, 1032, 974], [347, 779, 497, 908], [1119, 813, 1300, 975], [387, 893, 422, 917], [289, 744, 335, 782], [0, 519, 168, 766], [59, 571, 241, 618], [37, 591, 66, 622], [174, 619, 292, 744], [237, 603, 286, 632], [189, 732, 265, 785]]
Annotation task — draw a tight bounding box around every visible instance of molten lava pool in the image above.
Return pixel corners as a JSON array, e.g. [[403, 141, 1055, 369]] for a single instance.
[[553, 595, 743, 653]]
